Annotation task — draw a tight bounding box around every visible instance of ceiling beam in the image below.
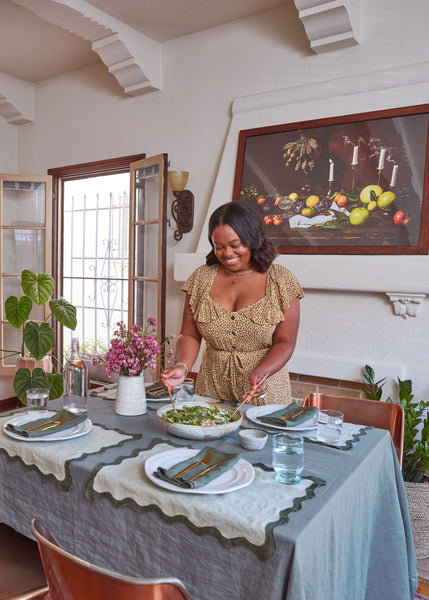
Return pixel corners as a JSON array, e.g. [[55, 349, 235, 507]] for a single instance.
[[11, 0, 162, 95], [294, 0, 361, 53]]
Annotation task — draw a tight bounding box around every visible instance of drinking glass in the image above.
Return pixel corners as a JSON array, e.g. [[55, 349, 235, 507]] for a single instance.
[[174, 378, 194, 402], [272, 433, 304, 484], [26, 388, 49, 413], [317, 409, 344, 443]]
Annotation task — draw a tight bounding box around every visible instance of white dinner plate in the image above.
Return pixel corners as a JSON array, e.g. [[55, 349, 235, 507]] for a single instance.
[[246, 405, 317, 431], [3, 411, 93, 442], [145, 448, 255, 494]]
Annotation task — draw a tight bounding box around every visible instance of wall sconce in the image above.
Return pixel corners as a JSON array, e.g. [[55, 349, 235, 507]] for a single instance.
[[168, 170, 194, 241]]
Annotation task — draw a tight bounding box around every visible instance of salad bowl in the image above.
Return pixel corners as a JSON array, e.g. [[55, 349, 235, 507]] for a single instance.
[[156, 400, 243, 440]]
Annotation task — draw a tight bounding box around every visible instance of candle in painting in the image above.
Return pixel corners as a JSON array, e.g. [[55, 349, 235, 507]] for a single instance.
[[390, 164, 398, 187], [352, 146, 359, 165], [329, 160, 335, 181], [378, 148, 386, 170]]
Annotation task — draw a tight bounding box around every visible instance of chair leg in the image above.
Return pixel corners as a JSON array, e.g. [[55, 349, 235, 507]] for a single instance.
[[0, 523, 47, 600]]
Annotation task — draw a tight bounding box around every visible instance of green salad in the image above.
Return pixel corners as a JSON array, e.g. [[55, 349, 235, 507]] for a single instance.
[[162, 404, 236, 426]]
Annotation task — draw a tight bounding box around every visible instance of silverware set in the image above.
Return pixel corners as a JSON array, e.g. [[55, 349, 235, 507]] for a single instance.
[[26, 414, 67, 432], [279, 407, 307, 421]]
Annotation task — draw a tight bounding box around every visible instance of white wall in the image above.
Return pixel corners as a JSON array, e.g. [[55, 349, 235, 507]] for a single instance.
[[2, 0, 429, 401]]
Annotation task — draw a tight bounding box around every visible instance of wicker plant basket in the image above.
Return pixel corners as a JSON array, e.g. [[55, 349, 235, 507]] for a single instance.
[[405, 481, 429, 559]]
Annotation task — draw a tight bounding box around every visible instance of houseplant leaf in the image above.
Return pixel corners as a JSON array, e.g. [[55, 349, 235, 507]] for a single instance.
[[4, 296, 32, 328], [50, 298, 77, 330], [46, 372, 64, 400], [23, 322, 55, 361], [13, 367, 50, 403], [21, 270, 54, 306]]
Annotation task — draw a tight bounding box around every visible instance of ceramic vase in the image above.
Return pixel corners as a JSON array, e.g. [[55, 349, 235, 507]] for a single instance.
[[115, 373, 147, 416]]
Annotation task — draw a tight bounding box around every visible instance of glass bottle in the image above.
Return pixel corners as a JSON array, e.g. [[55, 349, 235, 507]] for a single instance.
[[63, 338, 88, 414]]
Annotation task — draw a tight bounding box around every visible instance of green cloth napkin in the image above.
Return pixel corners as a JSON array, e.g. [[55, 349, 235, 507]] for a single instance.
[[258, 402, 318, 428], [146, 381, 170, 399], [6, 410, 87, 438], [154, 446, 240, 489]]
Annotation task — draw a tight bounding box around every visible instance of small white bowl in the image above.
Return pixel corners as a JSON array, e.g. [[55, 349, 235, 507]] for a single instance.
[[238, 429, 268, 450]]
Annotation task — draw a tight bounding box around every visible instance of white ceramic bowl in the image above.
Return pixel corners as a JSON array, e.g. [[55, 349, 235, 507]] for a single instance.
[[238, 428, 268, 450], [156, 400, 243, 441]]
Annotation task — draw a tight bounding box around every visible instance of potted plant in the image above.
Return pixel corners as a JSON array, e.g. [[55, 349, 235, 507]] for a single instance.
[[361, 365, 429, 482], [0, 269, 77, 403]]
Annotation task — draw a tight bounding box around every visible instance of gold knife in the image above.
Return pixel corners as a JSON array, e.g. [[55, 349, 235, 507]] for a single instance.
[[188, 460, 227, 482]]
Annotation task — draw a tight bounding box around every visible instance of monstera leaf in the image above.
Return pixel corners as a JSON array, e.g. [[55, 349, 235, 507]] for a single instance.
[[13, 368, 63, 403], [50, 298, 77, 330], [23, 322, 55, 361], [21, 270, 54, 306], [4, 295, 32, 328]]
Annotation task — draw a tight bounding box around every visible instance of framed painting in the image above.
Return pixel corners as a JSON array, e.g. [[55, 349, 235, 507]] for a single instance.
[[232, 104, 429, 254]]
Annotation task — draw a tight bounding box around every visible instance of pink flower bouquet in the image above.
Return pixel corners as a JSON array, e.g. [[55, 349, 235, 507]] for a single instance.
[[95, 319, 171, 378]]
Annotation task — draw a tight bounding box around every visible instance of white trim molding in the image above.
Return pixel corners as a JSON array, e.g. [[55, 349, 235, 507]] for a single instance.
[[294, 0, 360, 53], [386, 293, 426, 319]]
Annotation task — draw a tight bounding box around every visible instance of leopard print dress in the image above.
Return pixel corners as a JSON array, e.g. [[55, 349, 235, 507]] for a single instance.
[[182, 263, 304, 405]]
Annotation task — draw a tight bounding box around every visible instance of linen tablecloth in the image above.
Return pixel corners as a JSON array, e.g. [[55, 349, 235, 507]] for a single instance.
[[0, 396, 418, 600]]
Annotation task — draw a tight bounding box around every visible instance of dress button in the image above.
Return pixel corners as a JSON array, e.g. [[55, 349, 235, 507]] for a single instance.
[[232, 345, 236, 349], [232, 331, 236, 335], [231, 315, 235, 320]]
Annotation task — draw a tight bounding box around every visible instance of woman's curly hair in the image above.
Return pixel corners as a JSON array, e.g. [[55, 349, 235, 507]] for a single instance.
[[206, 201, 276, 272]]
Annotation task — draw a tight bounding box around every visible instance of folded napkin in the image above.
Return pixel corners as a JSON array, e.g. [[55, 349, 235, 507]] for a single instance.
[[146, 381, 170, 399], [258, 402, 318, 428], [154, 446, 240, 489], [6, 410, 87, 438]]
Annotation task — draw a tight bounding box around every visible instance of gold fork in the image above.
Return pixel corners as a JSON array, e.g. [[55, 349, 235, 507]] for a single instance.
[[173, 451, 215, 479], [279, 408, 307, 421], [26, 414, 67, 432]]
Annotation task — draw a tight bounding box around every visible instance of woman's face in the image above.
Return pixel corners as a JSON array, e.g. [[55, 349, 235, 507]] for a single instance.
[[211, 224, 252, 272]]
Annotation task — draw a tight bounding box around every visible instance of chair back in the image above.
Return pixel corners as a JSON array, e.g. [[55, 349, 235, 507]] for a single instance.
[[304, 393, 404, 465], [30, 519, 192, 600]]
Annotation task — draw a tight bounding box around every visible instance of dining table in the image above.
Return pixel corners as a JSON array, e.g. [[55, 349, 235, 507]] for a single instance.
[[0, 392, 418, 600]]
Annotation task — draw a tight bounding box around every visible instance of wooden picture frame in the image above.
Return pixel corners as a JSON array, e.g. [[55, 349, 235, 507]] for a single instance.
[[233, 104, 429, 254]]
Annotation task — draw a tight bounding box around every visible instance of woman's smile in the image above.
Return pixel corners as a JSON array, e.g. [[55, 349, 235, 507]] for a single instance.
[[211, 224, 252, 272]]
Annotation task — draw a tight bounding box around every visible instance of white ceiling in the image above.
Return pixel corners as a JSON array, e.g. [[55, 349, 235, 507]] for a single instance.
[[0, 0, 287, 83]]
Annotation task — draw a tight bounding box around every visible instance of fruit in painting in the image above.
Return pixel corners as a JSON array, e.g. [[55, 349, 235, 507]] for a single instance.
[[377, 191, 396, 209], [393, 211, 405, 225], [334, 193, 347, 207], [301, 207, 315, 217], [367, 200, 377, 211], [306, 195, 319, 208], [349, 207, 370, 226], [289, 192, 298, 201], [257, 196, 266, 205], [360, 185, 382, 204]]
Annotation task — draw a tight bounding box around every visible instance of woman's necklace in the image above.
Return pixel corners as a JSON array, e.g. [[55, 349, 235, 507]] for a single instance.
[[223, 266, 254, 285]]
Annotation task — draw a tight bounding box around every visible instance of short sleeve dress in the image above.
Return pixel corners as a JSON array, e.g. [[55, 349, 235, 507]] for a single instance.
[[181, 263, 304, 405]]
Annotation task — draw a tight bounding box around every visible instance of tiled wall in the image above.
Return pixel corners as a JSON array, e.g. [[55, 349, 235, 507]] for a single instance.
[[290, 373, 365, 404]]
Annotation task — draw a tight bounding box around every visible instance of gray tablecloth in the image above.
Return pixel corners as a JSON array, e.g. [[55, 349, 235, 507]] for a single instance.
[[0, 396, 418, 600]]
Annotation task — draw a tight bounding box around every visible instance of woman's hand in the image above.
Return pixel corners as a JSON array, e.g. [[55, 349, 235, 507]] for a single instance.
[[243, 371, 269, 401], [160, 364, 188, 391]]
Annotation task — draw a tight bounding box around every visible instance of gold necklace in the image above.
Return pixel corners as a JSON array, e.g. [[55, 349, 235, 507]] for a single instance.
[[223, 266, 254, 284]]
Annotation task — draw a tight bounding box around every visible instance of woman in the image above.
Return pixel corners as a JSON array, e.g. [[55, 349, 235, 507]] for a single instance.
[[161, 201, 304, 404]]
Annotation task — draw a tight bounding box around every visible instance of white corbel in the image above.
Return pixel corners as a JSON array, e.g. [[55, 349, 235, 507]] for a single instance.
[[386, 293, 426, 319], [294, 0, 361, 53]]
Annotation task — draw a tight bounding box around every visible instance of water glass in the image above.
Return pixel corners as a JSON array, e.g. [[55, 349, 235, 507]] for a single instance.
[[174, 378, 194, 402], [26, 388, 49, 413], [317, 409, 344, 444], [272, 433, 304, 485]]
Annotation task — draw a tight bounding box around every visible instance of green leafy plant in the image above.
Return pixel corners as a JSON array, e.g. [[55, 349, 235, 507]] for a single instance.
[[361, 365, 429, 482], [1, 270, 77, 402]]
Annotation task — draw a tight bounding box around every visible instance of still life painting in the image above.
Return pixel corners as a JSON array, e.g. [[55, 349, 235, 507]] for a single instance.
[[233, 104, 429, 254]]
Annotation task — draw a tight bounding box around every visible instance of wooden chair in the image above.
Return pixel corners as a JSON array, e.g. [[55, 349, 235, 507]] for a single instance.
[[303, 393, 404, 466], [26, 519, 192, 600], [0, 522, 48, 600]]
